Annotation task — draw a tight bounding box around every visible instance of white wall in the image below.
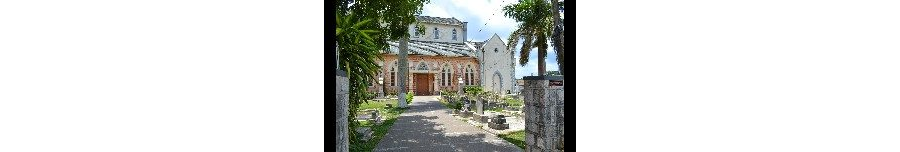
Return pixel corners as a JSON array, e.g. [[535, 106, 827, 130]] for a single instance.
[[479, 34, 514, 94], [409, 23, 465, 43]]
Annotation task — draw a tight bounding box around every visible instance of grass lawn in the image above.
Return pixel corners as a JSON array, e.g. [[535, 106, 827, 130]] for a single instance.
[[489, 106, 503, 112], [349, 99, 407, 152], [498, 130, 526, 150], [358, 99, 392, 110], [504, 97, 523, 107]]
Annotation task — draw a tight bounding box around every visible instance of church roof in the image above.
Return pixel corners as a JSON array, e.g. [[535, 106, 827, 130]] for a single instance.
[[468, 41, 486, 50], [384, 40, 476, 57], [416, 16, 465, 26]]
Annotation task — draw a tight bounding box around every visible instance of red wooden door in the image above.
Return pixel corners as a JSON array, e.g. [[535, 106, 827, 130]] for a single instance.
[[414, 74, 432, 95]]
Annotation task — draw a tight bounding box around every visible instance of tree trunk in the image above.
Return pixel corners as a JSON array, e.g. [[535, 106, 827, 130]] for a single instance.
[[538, 51, 546, 76], [398, 38, 409, 108], [552, 0, 564, 76]]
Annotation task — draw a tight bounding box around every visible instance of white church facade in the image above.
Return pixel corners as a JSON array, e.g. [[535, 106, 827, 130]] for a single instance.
[[471, 34, 516, 94]]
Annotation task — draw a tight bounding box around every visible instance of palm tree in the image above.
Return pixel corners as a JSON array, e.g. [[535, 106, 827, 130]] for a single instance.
[[551, 0, 564, 75], [503, 0, 554, 76], [335, 0, 429, 147], [335, 12, 383, 141]]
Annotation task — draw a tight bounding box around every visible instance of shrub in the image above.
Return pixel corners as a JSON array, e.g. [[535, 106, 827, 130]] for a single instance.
[[363, 91, 376, 100], [388, 92, 397, 97], [405, 91, 413, 104], [464, 86, 483, 95], [451, 101, 463, 110]]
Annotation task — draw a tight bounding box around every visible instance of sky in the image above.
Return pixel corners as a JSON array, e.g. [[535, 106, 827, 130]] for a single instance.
[[419, 0, 559, 79]]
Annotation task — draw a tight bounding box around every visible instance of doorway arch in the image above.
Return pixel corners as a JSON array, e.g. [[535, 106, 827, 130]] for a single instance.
[[492, 71, 503, 93]]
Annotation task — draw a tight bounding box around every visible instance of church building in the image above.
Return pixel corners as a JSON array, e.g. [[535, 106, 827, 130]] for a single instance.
[[369, 16, 514, 96]]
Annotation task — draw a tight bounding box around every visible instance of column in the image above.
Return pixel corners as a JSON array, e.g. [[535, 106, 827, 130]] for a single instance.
[[335, 71, 349, 152], [523, 76, 564, 152]]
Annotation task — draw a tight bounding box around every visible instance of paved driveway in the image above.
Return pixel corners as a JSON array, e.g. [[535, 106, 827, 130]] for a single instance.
[[374, 96, 522, 152]]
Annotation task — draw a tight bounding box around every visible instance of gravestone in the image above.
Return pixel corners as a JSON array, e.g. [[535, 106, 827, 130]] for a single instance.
[[488, 115, 509, 130], [476, 96, 484, 115], [523, 76, 564, 152], [475, 114, 490, 123], [474, 96, 489, 122], [335, 71, 349, 152]]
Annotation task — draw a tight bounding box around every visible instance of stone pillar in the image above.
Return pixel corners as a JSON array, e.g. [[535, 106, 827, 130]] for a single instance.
[[335, 71, 349, 152], [523, 76, 564, 152], [476, 96, 484, 115]]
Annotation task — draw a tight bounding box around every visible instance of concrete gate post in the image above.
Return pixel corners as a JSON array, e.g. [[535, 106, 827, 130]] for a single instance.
[[336, 71, 349, 152], [523, 76, 564, 152]]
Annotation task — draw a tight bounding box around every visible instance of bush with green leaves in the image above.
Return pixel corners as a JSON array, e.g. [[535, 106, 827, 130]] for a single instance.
[[464, 86, 483, 94], [405, 91, 413, 104], [363, 91, 376, 100], [451, 101, 463, 110]]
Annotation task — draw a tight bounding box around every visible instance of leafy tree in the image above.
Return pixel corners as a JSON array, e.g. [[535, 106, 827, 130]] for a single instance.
[[334, 0, 429, 143]]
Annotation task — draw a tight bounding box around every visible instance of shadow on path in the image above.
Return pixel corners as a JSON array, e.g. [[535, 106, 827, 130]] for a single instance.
[[374, 96, 521, 152]]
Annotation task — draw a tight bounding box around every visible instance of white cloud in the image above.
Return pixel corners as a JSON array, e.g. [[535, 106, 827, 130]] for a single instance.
[[456, 0, 518, 41], [421, 0, 519, 41], [421, 3, 451, 17]]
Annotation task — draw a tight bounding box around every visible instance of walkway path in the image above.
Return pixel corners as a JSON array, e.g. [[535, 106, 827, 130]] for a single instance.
[[374, 96, 522, 152]]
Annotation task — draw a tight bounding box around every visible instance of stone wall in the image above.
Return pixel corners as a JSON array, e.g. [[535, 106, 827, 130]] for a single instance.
[[336, 73, 349, 152], [523, 76, 564, 152]]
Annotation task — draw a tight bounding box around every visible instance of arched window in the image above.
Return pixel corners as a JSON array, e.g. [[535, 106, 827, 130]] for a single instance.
[[442, 64, 451, 86], [433, 28, 439, 39], [465, 65, 474, 85], [493, 72, 503, 92], [494, 48, 498, 53], [452, 29, 457, 40], [463, 67, 468, 86], [417, 62, 428, 71], [390, 62, 397, 86], [413, 26, 419, 38]]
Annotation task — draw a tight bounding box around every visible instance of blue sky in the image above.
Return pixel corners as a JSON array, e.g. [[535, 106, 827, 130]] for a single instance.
[[420, 0, 559, 79]]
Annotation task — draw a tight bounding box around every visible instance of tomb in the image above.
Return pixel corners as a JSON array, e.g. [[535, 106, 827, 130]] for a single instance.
[[488, 115, 509, 130]]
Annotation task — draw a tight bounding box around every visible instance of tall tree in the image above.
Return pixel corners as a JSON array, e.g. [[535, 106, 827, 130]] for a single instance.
[[503, 0, 553, 76], [551, 0, 564, 75], [334, 0, 429, 144], [335, 13, 381, 144]]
